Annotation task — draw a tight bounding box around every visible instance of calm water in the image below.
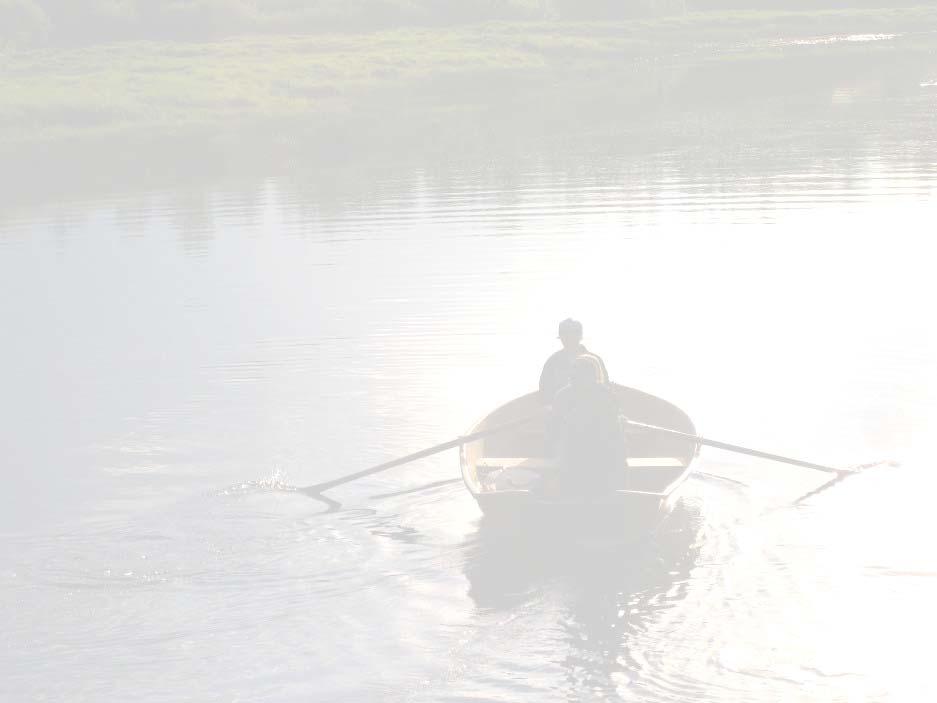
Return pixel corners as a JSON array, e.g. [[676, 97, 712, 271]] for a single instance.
[[2, 79, 937, 700]]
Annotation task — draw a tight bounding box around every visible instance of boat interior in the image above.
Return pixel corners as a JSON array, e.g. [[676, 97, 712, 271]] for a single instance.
[[461, 385, 698, 497]]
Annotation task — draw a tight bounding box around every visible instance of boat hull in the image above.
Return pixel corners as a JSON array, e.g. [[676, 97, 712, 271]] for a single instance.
[[474, 490, 678, 535]]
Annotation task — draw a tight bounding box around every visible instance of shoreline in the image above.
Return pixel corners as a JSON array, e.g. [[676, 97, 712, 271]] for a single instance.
[[2, 8, 936, 217], [4, 9, 935, 144]]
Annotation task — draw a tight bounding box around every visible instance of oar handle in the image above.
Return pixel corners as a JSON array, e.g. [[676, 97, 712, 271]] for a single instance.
[[624, 419, 845, 475], [301, 410, 546, 495]]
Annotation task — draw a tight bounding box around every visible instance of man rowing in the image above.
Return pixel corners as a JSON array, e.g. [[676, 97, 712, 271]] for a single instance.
[[539, 318, 608, 402], [547, 355, 626, 494]]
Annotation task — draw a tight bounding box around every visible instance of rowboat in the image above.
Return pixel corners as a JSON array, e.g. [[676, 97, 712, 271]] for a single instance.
[[460, 384, 699, 527]]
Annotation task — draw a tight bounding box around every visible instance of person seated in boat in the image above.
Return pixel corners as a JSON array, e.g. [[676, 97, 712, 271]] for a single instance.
[[539, 318, 608, 402], [547, 355, 626, 494]]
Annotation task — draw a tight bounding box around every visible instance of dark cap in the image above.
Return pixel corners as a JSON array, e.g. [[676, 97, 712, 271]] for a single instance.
[[557, 318, 583, 339]]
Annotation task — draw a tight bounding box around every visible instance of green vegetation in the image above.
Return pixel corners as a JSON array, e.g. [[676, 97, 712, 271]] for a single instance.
[[3, 7, 936, 148], [6, 1, 936, 49], [0, 1, 693, 49], [2, 5, 935, 217]]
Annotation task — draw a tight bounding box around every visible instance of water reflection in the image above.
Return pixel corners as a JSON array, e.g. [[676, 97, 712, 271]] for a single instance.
[[463, 502, 702, 698], [3, 80, 935, 239]]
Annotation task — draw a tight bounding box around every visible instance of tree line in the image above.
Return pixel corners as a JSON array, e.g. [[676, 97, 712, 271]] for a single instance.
[[2, 0, 931, 49]]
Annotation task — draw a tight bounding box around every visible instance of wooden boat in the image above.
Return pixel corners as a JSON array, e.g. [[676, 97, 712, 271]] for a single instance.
[[460, 384, 699, 527]]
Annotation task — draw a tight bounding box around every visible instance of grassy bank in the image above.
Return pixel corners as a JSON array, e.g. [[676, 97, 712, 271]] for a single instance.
[[5, 1, 885, 49], [3, 8, 936, 147], [1, 7, 935, 218]]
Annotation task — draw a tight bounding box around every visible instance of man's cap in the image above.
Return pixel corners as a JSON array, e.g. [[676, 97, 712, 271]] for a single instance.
[[557, 318, 583, 338]]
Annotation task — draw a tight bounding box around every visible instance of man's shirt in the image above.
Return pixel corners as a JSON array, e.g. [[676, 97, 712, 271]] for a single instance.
[[548, 381, 625, 486], [538, 345, 609, 401]]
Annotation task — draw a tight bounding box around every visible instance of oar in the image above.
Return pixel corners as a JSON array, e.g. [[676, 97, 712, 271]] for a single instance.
[[369, 477, 464, 500], [624, 419, 851, 476], [300, 411, 546, 497]]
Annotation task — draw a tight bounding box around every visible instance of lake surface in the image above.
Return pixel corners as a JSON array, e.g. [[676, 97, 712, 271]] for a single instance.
[[2, 62, 937, 701]]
